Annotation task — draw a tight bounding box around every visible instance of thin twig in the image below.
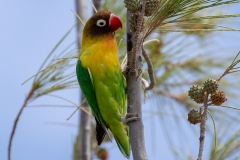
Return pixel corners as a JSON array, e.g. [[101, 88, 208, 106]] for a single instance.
[[217, 66, 232, 82], [8, 87, 35, 160], [197, 92, 209, 160], [231, 51, 240, 65], [142, 48, 156, 90], [217, 51, 240, 82]]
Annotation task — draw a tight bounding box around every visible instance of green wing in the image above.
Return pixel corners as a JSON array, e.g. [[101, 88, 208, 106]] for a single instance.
[[76, 60, 111, 143]]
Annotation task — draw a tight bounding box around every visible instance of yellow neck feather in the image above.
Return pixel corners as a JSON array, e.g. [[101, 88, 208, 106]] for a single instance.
[[80, 34, 120, 76]]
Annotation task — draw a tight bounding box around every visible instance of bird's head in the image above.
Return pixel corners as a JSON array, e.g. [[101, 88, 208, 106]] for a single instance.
[[83, 11, 122, 38]]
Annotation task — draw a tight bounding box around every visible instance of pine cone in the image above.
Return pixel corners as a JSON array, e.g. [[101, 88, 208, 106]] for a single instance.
[[124, 0, 141, 13], [203, 78, 219, 94], [188, 85, 204, 104], [210, 90, 227, 106], [145, 0, 160, 16], [188, 109, 201, 125]]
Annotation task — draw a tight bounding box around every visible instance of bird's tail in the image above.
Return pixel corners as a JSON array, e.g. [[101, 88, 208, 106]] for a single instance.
[[111, 124, 131, 159], [114, 137, 130, 159]]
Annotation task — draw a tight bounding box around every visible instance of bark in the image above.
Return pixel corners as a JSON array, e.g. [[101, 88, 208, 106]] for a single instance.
[[75, 1, 91, 160], [126, 11, 148, 160]]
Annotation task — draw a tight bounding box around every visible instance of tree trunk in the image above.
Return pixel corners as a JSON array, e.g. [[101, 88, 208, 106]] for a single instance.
[[126, 11, 148, 160], [75, 1, 91, 160]]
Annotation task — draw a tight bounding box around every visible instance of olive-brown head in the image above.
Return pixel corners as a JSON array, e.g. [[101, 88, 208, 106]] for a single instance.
[[82, 11, 122, 39]]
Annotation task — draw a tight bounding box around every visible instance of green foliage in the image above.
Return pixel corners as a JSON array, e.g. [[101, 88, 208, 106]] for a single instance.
[[144, 0, 240, 38], [24, 26, 78, 101]]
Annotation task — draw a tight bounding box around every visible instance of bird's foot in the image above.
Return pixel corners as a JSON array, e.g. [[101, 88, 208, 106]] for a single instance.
[[121, 113, 140, 124]]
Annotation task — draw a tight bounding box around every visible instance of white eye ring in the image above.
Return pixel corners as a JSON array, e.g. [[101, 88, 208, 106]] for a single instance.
[[96, 19, 106, 27]]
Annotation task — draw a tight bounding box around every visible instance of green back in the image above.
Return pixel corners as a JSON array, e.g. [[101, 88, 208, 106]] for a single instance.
[[76, 60, 109, 135], [76, 60, 98, 114]]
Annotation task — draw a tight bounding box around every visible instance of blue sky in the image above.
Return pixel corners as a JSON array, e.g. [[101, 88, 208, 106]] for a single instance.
[[1, 1, 240, 160]]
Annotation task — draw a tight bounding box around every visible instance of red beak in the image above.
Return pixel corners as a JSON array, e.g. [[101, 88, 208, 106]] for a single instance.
[[109, 14, 122, 32]]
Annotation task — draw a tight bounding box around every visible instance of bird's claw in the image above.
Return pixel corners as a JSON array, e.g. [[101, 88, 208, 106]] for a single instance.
[[121, 113, 140, 124]]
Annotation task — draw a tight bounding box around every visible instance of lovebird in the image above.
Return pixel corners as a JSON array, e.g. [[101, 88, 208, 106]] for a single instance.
[[76, 11, 130, 158]]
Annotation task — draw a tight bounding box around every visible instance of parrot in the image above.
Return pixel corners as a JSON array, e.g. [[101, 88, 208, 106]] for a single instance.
[[76, 11, 130, 158]]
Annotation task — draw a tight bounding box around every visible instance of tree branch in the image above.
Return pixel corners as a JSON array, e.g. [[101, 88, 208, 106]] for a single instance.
[[8, 86, 35, 160], [142, 48, 156, 90], [197, 92, 209, 160], [127, 10, 148, 160]]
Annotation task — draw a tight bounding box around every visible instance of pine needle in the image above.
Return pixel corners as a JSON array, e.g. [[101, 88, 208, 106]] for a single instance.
[[143, 0, 240, 39], [52, 74, 76, 87], [170, 14, 240, 24], [34, 25, 76, 82], [27, 105, 76, 108], [220, 105, 240, 110], [158, 22, 240, 32], [157, 28, 240, 32], [67, 99, 91, 120], [71, 9, 85, 25], [46, 94, 77, 105], [22, 59, 68, 85], [87, 0, 98, 13], [207, 110, 217, 156], [51, 56, 78, 61], [121, 54, 128, 70], [46, 94, 91, 116], [143, 39, 160, 45]]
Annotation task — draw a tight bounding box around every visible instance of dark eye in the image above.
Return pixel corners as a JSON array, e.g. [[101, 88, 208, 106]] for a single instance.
[[96, 19, 106, 27]]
